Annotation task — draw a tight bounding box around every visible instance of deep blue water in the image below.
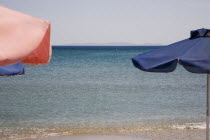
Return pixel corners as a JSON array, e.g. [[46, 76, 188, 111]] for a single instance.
[[0, 46, 207, 139]]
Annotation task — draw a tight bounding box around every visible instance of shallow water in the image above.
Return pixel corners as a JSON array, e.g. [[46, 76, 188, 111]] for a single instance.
[[0, 46, 207, 139]]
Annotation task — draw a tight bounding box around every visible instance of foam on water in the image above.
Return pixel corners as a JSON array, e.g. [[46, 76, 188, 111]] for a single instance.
[[1, 122, 207, 140]]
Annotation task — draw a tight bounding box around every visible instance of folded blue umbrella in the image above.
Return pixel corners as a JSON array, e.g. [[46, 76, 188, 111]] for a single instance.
[[0, 63, 24, 76], [132, 28, 210, 73], [131, 28, 210, 140]]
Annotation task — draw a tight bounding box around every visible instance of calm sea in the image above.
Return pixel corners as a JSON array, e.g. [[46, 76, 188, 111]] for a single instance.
[[0, 46, 207, 139]]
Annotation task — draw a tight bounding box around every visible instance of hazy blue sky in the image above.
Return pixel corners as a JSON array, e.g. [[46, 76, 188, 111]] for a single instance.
[[1, 0, 210, 45]]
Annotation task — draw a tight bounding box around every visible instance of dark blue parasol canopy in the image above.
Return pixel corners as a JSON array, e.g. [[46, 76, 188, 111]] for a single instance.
[[132, 28, 210, 73], [0, 63, 24, 76]]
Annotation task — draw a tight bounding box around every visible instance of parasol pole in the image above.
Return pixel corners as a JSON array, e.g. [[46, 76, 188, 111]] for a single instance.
[[207, 74, 210, 140]]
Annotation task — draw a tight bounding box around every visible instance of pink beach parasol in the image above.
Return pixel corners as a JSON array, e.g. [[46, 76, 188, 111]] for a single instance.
[[0, 5, 51, 66]]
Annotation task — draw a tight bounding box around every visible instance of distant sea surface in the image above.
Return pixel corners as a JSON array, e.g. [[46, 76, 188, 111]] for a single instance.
[[0, 46, 206, 140]]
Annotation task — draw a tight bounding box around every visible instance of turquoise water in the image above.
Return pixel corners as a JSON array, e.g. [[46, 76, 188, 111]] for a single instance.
[[0, 46, 207, 139]]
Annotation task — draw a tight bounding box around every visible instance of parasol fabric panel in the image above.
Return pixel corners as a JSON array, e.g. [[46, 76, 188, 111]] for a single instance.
[[132, 29, 210, 74], [0, 6, 51, 66]]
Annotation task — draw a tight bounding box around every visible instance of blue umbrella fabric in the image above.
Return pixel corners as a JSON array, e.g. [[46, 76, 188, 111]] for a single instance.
[[0, 63, 24, 76], [132, 28, 210, 73]]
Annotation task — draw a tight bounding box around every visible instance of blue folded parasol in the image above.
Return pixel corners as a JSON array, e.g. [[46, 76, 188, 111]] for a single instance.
[[0, 63, 24, 76], [132, 28, 210, 140]]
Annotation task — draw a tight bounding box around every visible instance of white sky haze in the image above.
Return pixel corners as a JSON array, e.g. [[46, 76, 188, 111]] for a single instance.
[[1, 0, 210, 45]]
